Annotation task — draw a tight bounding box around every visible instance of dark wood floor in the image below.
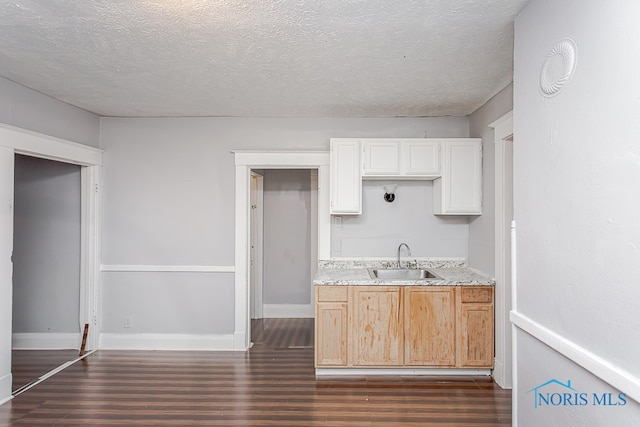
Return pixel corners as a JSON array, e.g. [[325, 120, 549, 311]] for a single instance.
[[251, 317, 314, 349], [1, 319, 511, 426], [12, 350, 80, 393]]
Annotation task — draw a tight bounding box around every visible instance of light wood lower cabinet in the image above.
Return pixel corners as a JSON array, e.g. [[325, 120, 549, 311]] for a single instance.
[[404, 287, 456, 366], [459, 287, 494, 367], [315, 285, 494, 369], [350, 286, 403, 366], [315, 286, 348, 366]]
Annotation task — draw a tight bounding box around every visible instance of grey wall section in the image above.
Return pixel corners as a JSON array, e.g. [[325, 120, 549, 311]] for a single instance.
[[0, 77, 100, 147], [333, 180, 469, 258], [99, 116, 468, 334], [263, 170, 312, 305], [467, 83, 513, 276], [515, 0, 640, 424], [101, 272, 234, 333], [12, 155, 81, 333]]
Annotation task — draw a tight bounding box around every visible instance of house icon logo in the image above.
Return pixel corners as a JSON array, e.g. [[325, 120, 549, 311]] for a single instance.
[[528, 379, 627, 409], [528, 379, 581, 409]]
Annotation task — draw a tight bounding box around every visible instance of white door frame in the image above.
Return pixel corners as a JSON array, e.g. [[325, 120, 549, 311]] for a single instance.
[[0, 123, 103, 353], [490, 111, 514, 388], [250, 172, 264, 319], [234, 151, 330, 350], [0, 145, 15, 403]]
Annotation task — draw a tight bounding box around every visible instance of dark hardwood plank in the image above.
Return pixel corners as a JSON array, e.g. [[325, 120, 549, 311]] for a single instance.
[[251, 318, 314, 349], [1, 319, 511, 425], [1, 348, 511, 425], [11, 349, 79, 393]]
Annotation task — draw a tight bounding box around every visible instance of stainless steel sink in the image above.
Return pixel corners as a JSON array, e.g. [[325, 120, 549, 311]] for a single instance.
[[368, 268, 441, 280]]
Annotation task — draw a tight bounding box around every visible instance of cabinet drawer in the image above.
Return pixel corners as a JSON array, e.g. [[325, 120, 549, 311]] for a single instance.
[[461, 287, 493, 303], [317, 286, 348, 302]]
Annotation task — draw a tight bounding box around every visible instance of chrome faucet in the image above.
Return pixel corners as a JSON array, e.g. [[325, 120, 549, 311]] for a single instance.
[[397, 243, 411, 268]]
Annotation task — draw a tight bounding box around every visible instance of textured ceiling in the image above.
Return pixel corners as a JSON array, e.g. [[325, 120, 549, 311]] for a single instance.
[[0, 0, 528, 117]]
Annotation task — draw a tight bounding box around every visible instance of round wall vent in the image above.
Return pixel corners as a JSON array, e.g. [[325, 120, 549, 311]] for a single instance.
[[539, 38, 577, 97]]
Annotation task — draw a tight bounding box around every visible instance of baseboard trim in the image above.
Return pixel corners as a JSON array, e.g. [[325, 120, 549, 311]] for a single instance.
[[99, 333, 239, 351], [12, 333, 80, 350], [492, 359, 511, 389], [511, 310, 640, 404], [0, 373, 12, 405], [263, 304, 314, 318], [316, 368, 491, 376]]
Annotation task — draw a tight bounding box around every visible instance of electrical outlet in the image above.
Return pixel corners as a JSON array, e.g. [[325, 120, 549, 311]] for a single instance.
[[334, 216, 342, 228], [123, 316, 133, 328]]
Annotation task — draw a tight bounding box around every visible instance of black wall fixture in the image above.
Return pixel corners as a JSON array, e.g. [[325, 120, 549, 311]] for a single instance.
[[383, 185, 397, 203]]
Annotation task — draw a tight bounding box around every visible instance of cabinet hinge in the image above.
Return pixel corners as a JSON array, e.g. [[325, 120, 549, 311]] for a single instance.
[[95, 184, 99, 193]]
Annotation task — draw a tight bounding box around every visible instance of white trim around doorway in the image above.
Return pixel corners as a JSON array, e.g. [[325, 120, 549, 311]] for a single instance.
[[490, 111, 513, 389], [234, 151, 330, 350], [250, 172, 264, 320], [0, 123, 103, 352]]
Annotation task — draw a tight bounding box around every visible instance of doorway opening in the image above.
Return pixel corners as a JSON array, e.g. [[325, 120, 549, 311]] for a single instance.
[[11, 155, 82, 393], [249, 169, 318, 347], [0, 124, 102, 402], [233, 151, 330, 350]]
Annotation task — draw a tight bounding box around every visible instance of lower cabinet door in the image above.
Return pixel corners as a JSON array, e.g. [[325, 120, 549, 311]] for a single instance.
[[460, 304, 494, 367], [315, 302, 348, 366], [404, 287, 456, 366], [350, 286, 403, 366]]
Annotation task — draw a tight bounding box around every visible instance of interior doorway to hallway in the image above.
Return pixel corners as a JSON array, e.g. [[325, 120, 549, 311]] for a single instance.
[[0, 125, 102, 403], [249, 169, 318, 328], [233, 151, 330, 350], [11, 155, 83, 393]]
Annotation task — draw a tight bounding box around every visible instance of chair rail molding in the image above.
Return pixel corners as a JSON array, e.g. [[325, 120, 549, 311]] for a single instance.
[[511, 310, 640, 405], [100, 264, 235, 273]]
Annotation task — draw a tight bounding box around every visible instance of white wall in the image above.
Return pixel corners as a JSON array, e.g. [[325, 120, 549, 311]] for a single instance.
[[333, 180, 469, 257], [0, 76, 100, 147], [514, 1, 640, 424], [263, 169, 313, 305], [468, 83, 513, 276], [12, 155, 81, 335], [99, 116, 468, 338]]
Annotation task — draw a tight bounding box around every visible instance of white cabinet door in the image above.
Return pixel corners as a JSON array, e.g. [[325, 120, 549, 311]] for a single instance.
[[362, 140, 400, 176], [330, 139, 362, 214], [402, 140, 440, 176], [434, 139, 482, 215], [363, 139, 439, 177]]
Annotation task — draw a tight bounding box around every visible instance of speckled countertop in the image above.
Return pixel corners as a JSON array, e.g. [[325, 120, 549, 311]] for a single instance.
[[314, 259, 495, 286]]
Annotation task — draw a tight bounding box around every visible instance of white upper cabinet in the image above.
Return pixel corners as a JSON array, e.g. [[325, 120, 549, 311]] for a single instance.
[[362, 139, 440, 178], [330, 139, 362, 215], [362, 140, 400, 175], [433, 139, 482, 215], [402, 140, 440, 176], [330, 138, 481, 216]]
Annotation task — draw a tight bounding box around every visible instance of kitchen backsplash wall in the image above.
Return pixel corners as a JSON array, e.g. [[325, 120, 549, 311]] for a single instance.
[[331, 180, 470, 258]]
